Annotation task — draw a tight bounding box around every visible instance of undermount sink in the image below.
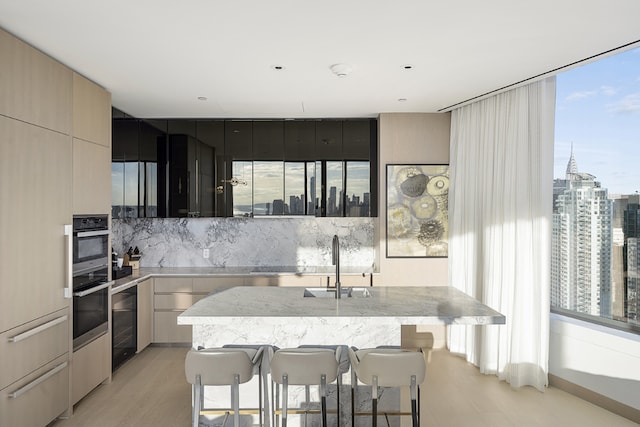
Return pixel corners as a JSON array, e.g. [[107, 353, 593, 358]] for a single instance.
[[303, 287, 372, 298]]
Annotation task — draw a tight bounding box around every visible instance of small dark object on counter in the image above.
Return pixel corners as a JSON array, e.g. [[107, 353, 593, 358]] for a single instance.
[[112, 265, 132, 279]]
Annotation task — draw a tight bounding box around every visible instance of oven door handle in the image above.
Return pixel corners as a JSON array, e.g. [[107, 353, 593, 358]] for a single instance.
[[75, 229, 110, 238], [74, 281, 111, 297]]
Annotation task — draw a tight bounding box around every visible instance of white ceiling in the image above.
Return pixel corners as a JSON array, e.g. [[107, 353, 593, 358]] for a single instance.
[[1, 0, 639, 119]]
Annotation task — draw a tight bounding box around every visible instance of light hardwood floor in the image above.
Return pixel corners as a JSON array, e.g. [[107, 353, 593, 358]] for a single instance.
[[50, 346, 636, 427]]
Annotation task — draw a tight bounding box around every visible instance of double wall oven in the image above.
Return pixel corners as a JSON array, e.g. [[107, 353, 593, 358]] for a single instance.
[[70, 215, 110, 351]]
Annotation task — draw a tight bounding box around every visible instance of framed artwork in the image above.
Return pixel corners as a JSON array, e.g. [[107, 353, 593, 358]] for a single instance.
[[386, 164, 449, 258]]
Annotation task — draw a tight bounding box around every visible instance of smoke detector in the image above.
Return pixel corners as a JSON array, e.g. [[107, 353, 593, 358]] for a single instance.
[[330, 63, 353, 78]]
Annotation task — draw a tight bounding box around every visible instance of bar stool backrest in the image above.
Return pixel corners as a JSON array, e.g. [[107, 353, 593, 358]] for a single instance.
[[185, 349, 256, 385], [271, 349, 339, 385], [353, 349, 426, 387]]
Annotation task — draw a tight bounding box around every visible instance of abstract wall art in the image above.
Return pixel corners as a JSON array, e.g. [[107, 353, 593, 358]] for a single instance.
[[386, 164, 449, 257]]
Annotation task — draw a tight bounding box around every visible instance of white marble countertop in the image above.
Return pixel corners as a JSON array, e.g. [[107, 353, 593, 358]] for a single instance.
[[178, 285, 506, 326]]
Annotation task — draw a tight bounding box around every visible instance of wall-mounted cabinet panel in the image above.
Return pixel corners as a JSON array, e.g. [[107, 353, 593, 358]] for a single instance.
[[315, 121, 343, 160], [112, 117, 377, 218], [0, 29, 72, 134], [342, 120, 371, 159], [225, 121, 253, 159], [284, 120, 316, 160], [72, 73, 112, 147], [73, 139, 111, 214], [253, 120, 284, 160]]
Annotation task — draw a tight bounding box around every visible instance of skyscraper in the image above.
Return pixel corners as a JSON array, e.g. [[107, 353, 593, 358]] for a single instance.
[[551, 149, 613, 316]]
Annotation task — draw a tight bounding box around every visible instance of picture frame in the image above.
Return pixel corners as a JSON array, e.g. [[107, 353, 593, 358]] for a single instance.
[[386, 164, 449, 258]]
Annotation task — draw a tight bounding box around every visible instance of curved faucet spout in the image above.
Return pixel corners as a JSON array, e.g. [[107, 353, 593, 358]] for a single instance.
[[332, 235, 341, 299]]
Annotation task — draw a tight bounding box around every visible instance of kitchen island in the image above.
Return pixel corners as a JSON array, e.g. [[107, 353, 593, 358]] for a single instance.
[[179, 285, 505, 427]]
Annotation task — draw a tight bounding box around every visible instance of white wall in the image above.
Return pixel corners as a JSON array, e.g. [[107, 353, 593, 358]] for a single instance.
[[549, 313, 640, 410]]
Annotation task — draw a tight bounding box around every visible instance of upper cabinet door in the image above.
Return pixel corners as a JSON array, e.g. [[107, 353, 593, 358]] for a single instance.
[[0, 29, 72, 134], [73, 139, 111, 215], [73, 73, 112, 147]]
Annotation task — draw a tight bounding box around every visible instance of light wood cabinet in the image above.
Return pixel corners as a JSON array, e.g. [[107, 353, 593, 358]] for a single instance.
[[0, 29, 72, 134], [72, 72, 111, 147], [72, 139, 111, 214], [0, 116, 72, 333], [0, 309, 69, 391], [0, 354, 70, 427], [152, 278, 193, 344], [71, 333, 110, 405], [137, 279, 153, 353]]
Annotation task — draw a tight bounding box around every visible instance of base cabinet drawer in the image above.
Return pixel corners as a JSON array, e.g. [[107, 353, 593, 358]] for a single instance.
[[0, 309, 69, 390], [153, 312, 191, 343], [0, 354, 69, 427]]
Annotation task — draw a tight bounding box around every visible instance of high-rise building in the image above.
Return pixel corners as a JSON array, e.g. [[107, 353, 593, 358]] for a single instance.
[[551, 149, 613, 317], [623, 196, 640, 323]]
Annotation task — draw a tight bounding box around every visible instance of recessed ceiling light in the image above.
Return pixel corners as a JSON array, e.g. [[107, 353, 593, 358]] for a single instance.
[[330, 63, 353, 78], [197, 96, 208, 101], [402, 65, 413, 70]]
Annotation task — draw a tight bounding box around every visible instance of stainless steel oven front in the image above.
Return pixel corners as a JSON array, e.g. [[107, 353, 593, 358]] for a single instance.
[[71, 215, 110, 350]]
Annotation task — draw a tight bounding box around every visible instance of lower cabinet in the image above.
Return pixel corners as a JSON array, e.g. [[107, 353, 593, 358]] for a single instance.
[[0, 308, 70, 427], [137, 279, 153, 352], [72, 333, 110, 405], [0, 354, 69, 427]]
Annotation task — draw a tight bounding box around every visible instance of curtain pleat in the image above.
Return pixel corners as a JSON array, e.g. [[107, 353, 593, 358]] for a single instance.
[[448, 77, 556, 391]]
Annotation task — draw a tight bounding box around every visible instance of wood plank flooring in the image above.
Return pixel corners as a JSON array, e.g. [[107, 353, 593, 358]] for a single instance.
[[50, 346, 637, 427]]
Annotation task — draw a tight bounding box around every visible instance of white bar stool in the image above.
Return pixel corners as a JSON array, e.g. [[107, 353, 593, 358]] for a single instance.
[[185, 347, 265, 427], [349, 347, 426, 427], [270, 348, 340, 427]]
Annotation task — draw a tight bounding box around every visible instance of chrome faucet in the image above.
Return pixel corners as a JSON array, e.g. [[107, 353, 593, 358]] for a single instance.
[[332, 235, 341, 299]]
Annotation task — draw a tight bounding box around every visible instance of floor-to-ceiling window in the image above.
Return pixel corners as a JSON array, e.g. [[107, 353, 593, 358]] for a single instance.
[[552, 46, 640, 331]]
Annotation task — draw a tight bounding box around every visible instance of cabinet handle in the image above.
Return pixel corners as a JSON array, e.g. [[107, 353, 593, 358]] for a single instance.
[[64, 224, 72, 299], [8, 315, 68, 343], [8, 361, 68, 399]]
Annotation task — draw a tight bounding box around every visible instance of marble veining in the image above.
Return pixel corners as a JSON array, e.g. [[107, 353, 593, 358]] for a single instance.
[[181, 286, 504, 427], [179, 286, 506, 326], [112, 217, 375, 268]]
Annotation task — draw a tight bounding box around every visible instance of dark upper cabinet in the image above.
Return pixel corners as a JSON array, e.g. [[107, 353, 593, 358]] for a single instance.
[[112, 119, 139, 161], [284, 120, 316, 161], [315, 121, 343, 160], [112, 116, 377, 218], [253, 121, 284, 160], [342, 120, 371, 159], [196, 121, 225, 217], [225, 121, 253, 159]]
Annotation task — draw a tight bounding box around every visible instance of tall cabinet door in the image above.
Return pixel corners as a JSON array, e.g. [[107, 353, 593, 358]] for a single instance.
[[0, 116, 72, 332]]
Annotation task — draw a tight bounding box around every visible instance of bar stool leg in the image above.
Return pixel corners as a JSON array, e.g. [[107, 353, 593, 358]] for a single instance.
[[193, 375, 202, 427], [282, 374, 288, 427], [232, 374, 240, 427], [372, 375, 378, 427], [336, 374, 342, 427], [410, 375, 418, 427], [320, 374, 327, 427], [351, 368, 356, 427]]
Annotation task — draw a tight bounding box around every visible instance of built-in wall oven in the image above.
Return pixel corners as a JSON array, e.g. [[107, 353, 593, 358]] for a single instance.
[[71, 215, 110, 351]]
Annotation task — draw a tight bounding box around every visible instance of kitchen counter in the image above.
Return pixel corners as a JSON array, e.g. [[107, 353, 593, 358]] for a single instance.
[[179, 286, 504, 427], [110, 266, 378, 294], [179, 285, 505, 326]]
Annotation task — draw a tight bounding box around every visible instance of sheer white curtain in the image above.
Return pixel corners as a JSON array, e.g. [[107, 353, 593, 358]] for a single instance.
[[448, 77, 556, 391]]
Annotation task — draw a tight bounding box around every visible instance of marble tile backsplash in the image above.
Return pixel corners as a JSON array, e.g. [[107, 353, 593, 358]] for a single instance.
[[112, 217, 376, 269]]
